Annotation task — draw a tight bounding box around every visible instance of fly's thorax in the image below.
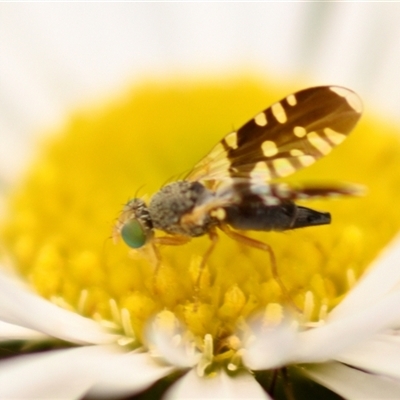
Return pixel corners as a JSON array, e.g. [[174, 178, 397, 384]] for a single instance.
[[149, 180, 217, 237], [116, 198, 154, 248]]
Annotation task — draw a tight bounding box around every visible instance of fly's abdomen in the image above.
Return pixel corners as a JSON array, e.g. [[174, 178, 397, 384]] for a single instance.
[[224, 200, 331, 232]]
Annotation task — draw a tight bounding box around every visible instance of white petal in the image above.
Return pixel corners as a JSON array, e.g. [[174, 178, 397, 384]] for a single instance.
[[244, 290, 400, 370], [164, 368, 270, 400], [146, 319, 201, 368], [0, 320, 47, 341], [0, 270, 117, 344], [0, 345, 115, 399], [0, 344, 174, 399], [303, 362, 400, 399], [242, 322, 298, 370], [335, 334, 400, 380], [330, 234, 400, 321], [87, 351, 175, 398], [293, 290, 400, 364]]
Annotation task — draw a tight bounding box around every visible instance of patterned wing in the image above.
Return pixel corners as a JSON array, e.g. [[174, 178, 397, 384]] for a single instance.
[[181, 181, 364, 233], [186, 86, 363, 186], [216, 181, 365, 206]]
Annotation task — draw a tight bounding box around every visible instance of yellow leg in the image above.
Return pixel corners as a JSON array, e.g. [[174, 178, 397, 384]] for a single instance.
[[195, 229, 219, 289], [154, 235, 192, 246], [219, 224, 299, 311], [151, 235, 191, 275], [153, 232, 218, 293]]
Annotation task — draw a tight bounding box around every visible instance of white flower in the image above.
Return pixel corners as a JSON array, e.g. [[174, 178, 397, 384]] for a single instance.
[[2, 4, 400, 399], [0, 234, 400, 399]]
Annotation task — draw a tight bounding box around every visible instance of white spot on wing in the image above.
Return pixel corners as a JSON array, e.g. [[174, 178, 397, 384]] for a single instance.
[[250, 161, 272, 182], [329, 86, 363, 114], [289, 149, 315, 167], [307, 132, 332, 155], [298, 155, 315, 167], [324, 128, 346, 145], [293, 126, 306, 138], [261, 140, 278, 157], [254, 112, 267, 127], [225, 132, 238, 149], [290, 149, 304, 157], [272, 158, 296, 177], [286, 94, 297, 106], [271, 102, 287, 123]]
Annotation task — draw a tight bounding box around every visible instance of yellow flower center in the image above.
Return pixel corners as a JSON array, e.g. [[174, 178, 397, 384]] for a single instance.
[[2, 78, 400, 358]]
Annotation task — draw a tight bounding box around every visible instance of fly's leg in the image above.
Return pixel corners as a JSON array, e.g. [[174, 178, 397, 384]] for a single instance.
[[154, 231, 219, 291], [150, 235, 191, 291], [194, 229, 219, 290], [152, 235, 192, 271], [154, 235, 191, 246], [219, 224, 300, 312]]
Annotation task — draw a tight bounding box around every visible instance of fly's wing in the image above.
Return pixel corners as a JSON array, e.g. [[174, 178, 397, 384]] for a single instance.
[[216, 181, 365, 206], [185, 86, 363, 188], [183, 180, 364, 232]]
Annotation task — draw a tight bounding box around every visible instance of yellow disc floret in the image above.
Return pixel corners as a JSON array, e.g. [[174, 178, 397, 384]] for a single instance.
[[2, 78, 400, 355]]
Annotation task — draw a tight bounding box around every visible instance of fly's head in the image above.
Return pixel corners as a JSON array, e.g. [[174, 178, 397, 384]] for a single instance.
[[114, 198, 154, 249]]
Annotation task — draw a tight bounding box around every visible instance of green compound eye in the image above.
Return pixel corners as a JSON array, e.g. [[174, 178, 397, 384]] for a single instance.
[[121, 219, 147, 249]]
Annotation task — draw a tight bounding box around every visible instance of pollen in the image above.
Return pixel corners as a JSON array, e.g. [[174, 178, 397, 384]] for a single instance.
[[1, 78, 400, 365]]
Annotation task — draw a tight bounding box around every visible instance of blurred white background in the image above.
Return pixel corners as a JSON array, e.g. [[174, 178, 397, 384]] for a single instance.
[[1, 2, 400, 182]]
